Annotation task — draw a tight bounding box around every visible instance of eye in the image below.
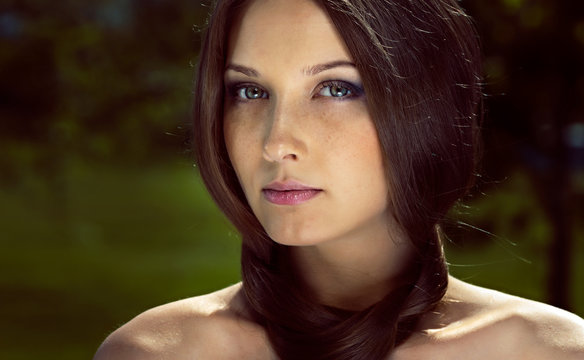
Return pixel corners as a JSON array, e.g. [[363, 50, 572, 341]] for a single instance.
[[234, 85, 268, 100], [316, 81, 362, 99]]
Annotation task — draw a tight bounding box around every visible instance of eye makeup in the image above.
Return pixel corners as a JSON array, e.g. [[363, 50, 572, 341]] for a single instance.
[[313, 80, 365, 100], [224, 78, 365, 103], [225, 81, 269, 102]]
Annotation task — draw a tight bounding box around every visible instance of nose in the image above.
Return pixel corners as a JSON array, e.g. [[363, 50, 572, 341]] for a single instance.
[[262, 99, 307, 163]]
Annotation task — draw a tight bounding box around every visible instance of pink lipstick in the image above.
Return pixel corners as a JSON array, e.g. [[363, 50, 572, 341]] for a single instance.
[[262, 181, 322, 205]]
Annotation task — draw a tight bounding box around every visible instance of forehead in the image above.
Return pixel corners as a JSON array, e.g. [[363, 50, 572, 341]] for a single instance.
[[226, 0, 353, 66]]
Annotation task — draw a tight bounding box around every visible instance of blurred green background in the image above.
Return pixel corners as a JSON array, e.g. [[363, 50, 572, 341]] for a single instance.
[[0, 0, 583, 359]]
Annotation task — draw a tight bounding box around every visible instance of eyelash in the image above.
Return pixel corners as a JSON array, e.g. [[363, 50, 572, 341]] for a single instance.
[[314, 80, 363, 99], [226, 80, 364, 102], [229, 83, 268, 101]]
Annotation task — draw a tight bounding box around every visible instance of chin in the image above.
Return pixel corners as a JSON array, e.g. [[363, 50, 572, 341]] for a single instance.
[[270, 237, 322, 247], [265, 226, 328, 247]]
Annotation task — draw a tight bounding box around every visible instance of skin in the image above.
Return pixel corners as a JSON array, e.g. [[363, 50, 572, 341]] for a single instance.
[[94, 0, 584, 359], [222, 0, 412, 310]]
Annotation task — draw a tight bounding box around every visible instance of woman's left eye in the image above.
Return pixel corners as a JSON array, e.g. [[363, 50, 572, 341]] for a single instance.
[[316, 81, 361, 99]]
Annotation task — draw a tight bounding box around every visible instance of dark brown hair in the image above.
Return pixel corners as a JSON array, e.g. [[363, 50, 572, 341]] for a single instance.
[[193, 0, 482, 359]]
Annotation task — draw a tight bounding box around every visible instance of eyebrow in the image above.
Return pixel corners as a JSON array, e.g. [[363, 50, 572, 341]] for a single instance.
[[303, 60, 356, 76], [224, 60, 356, 78], [225, 63, 260, 77]]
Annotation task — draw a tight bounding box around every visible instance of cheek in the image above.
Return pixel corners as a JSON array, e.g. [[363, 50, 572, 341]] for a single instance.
[[325, 108, 384, 171], [360, 128, 389, 195], [224, 124, 248, 182], [224, 102, 266, 147], [223, 107, 263, 195], [223, 119, 240, 165], [330, 118, 388, 198]]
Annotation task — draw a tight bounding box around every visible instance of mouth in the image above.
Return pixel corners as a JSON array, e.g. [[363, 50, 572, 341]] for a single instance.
[[262, 181, 322, 205]]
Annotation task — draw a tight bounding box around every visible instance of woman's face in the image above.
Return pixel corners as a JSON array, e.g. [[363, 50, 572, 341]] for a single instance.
[[223, 0, 390, 246]]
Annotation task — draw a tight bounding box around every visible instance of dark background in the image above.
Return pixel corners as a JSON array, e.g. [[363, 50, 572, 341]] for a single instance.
[[0, 0, 582, 359]]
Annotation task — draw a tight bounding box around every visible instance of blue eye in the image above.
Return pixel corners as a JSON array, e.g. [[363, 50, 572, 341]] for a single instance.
[[317, 81, 362, 99], [235, 85, 268, 100]]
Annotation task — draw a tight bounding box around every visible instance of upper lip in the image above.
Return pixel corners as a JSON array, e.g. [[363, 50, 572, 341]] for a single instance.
[[263, 180, 321, 191]]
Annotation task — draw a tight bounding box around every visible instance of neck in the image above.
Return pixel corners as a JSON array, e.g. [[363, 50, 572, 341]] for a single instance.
[[289, 216, 414, 311]]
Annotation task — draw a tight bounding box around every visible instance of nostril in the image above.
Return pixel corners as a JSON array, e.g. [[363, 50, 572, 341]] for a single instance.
[[263, 143, 299, 162]]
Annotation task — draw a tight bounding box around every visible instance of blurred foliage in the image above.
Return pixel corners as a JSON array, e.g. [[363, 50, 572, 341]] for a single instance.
[[460, 0, 584, 311], [0, 160, 241, 359], [0, 0, 583, 359], [0, 0, 205, 179]]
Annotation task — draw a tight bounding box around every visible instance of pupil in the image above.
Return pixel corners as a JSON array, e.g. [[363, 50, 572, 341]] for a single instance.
[[331, 85, 348, 97], [246, 87, 261, 99]]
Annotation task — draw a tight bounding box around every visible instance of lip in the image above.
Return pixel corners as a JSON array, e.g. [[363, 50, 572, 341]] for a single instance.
[[262, 181, 322, 205]]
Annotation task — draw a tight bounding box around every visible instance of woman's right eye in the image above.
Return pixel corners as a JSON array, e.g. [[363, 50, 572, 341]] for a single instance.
[[234, 85, 268, 100]]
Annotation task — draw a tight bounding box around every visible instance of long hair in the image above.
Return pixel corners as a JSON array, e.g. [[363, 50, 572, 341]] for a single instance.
[[192, 0, 483, 359]]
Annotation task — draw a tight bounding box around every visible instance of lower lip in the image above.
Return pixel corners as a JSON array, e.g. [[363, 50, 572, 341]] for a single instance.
[[262, 189, 322, 205]]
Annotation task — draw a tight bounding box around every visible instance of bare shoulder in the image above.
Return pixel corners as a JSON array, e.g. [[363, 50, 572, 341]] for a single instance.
[[93, 282, 272, 360], [402, 276, 584, 359], [500, 289, 584, 358]]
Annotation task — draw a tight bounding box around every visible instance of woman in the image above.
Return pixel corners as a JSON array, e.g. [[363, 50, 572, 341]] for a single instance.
[[94, 0, 584, 359]]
